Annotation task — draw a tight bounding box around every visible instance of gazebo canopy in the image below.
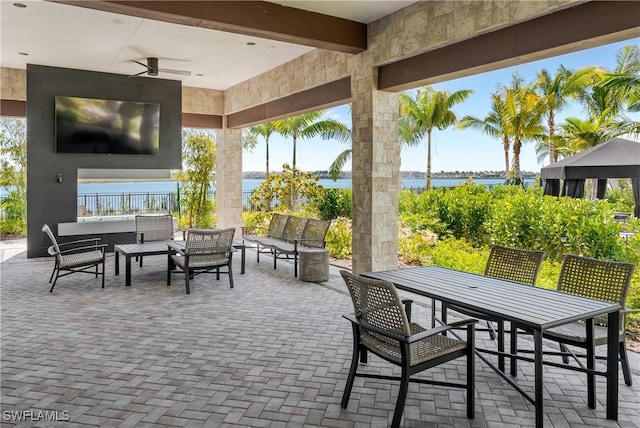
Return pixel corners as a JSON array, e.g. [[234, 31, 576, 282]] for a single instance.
[[540, 137, 640, 180], [540, 137, 640, 216]]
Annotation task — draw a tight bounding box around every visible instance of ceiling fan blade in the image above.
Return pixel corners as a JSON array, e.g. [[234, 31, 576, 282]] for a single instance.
[[131, 59, 150, 69], [128, 70, 148, 78], [158, 68, 191, 76]]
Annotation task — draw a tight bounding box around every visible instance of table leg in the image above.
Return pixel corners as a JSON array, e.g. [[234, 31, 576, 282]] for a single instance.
[[241, 246, 245, 274], [586, 318, 595, 408], [534, 329, 543, 428], [606, 310, 619, 420], [125, 255, 132, 287], [498, 321, 505, 373], [115, 250, 120, 276]]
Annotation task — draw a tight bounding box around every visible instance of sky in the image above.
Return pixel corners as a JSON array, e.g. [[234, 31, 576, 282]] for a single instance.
[[242, 38, 639, 174]]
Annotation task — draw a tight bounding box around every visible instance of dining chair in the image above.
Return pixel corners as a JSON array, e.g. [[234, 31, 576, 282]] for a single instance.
[[42, 224, 107, 292], [441, 245, 544, 371], [167, 228, 235, 294], [340, 270, 477, 428], [536, 255, 635, 388]]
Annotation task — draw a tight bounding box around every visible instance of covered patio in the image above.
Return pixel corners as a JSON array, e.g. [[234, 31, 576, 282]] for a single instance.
[[2, 244, 639, 427]]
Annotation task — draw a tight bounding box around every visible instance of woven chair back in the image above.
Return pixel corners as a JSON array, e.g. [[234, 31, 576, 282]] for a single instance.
[[341, 271, 411, 339], [185, 228, 235, 264], [558, 254, 634, 325], [267, 214, 289, 239], [135, 214, 174, 242], [42, 224, 61, 261], [301, 219, 331, 248], [484, 245, 544, 285], [282, 216, 308, 242]]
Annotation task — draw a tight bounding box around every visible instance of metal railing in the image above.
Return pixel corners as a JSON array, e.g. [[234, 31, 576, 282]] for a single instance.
[[76, 191, 261, 217]]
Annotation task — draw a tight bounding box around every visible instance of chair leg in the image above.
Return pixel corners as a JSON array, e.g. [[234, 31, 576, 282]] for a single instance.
[[510, 326, 518, 377], [185, 269, 191, 294], [487, 320, 497, 341], [101, 261, 105, 288], [359, 346, 368, 364], [560, 343, 570, 364], [341, 325, 360, 409], [50, 269, 60, 292], [497, 320, 505, 373], [139, 255, 143, 267], [49, 261, 57, 283], [273, 250, 277, 270], [228, 264, 234, 289], [620, 341, 633, 386], [391, 360, 410, 428]]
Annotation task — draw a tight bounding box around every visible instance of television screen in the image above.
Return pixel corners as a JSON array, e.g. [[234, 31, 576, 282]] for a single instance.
[[55, 96, 160, 155]]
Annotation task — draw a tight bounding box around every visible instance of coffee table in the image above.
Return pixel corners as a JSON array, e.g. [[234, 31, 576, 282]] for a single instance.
[[114, 241, 246, 286]]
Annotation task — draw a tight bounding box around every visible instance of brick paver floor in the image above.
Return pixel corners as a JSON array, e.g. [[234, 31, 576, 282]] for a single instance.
[[1, 242, 639, 427]]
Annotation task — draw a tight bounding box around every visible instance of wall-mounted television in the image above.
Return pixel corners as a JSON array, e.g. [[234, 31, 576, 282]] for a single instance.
[[55, 96, 160, 155]]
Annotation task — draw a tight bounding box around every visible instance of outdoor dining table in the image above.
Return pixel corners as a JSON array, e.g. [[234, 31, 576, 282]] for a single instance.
[[362, 266, 621, 428]]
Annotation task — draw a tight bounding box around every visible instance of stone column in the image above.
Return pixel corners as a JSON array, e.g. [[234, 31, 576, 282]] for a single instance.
[[216, 124, 243, 237], [349, 53, 400, 274]]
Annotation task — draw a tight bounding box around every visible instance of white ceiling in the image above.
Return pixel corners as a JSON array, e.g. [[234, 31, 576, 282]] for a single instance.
[[1, 0, 416, 91]]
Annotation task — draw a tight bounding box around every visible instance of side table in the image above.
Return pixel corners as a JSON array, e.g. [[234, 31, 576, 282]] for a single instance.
[[299, 248, 329, 282]]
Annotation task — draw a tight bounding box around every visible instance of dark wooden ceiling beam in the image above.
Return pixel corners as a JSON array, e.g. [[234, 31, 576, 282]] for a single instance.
[[49, 0, 367, 54], [378, 1, 640, 91]]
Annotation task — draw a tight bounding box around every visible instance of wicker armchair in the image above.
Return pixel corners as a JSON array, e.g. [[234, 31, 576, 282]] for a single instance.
[[538, 255, 634, 386], [167, 228, 235, 294], [135, 214, 175, 267], [42, 224, 107, 292], [340, 271, 477, 428], [442, 245, 544, 371]]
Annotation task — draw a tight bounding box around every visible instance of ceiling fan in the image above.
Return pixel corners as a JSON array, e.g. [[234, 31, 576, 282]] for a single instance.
[[130, 57, 191, 77]]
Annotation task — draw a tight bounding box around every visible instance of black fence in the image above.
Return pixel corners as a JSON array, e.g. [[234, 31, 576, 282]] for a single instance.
[[76, 191, 259, 217]]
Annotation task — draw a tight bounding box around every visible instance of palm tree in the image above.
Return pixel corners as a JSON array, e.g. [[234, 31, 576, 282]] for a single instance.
[[247, 122, 277, 177], [498, 76, 545, 183], [535, 65, 597, 163], [398, 86, 474, 190], [274, 110, 350, 170], [457, 93, 512, 180]]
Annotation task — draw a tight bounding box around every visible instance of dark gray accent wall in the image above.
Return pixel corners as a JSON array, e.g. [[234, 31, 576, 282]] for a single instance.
[[27, 64, 182, 257]]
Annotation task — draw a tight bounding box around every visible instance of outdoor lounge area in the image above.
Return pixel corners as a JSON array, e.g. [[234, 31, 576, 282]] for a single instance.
[[1, 243, 639, 427]]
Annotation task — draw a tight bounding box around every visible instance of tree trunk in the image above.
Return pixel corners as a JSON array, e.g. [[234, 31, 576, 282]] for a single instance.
[[426, 129, 432, 191], [503, 138, 510, 181], [265, 139, 270, 177], [512, 138, 522, 183], [292, 135, 297, 170], [548, 110, 556, 163]]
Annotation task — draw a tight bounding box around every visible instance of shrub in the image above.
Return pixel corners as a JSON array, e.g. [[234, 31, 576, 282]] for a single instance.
[[316, 188, 352, 220], [398, 227, 437, 265], [0, 189, 26, 235], [325, 217, 352, 259], [427, 237, 488, 273]]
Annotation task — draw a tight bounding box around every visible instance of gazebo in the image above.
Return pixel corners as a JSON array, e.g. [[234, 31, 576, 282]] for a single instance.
[[540, 137, 640, 216]]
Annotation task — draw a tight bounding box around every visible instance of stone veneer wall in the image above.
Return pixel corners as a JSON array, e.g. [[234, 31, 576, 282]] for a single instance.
[[215, 127, 243, 235], [224, 49, 351, 114], [0, 67, 26, 100], [367, 0, 585, 65], [182, 86, 224, 115]]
